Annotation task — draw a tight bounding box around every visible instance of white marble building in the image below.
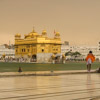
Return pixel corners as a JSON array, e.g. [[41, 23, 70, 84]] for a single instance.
[[61, 43, 100, 60], [0, 44, 15, 58]]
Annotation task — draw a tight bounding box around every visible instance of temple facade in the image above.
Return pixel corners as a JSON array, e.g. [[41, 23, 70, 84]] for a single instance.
[[15, 28, 62, 63]]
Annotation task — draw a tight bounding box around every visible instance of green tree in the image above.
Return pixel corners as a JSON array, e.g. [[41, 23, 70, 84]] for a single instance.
[[72, 51, 81, 57], [65, 51, 81, 57], [65, 51, 73, 56]]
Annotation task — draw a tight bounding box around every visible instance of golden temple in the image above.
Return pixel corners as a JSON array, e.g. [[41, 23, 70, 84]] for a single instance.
[[15, 28, 61, 62]]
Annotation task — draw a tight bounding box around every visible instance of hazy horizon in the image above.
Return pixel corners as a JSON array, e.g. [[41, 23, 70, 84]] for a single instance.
[[0, 0, 100, 46]]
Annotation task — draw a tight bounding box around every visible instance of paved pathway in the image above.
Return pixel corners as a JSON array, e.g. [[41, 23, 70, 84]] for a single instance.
[[0, 70, 97, 77], [0, 73, 100, 100]]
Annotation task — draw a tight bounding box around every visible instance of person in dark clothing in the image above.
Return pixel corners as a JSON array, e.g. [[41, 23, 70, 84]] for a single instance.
[[18, 67, 22, 72]]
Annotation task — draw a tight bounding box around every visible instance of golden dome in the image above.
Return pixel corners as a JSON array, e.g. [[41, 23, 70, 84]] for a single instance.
[[54, 32, 60, 39], [29, 32, 38, 36], [15, 33, 21, 37], [28, 29, 39, 36], [55, 32, 60, 36], [42, 30, 47, 35]]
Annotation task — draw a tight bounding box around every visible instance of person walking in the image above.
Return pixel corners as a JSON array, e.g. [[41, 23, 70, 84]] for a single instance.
[[86, 51, 95, 72]]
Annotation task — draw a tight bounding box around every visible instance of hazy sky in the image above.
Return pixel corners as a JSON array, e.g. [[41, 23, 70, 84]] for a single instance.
[[0, 0, 100, 46]]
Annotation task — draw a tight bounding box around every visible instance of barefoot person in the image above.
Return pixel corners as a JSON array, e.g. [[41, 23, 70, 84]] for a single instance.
[[86, 51, 95, 72]]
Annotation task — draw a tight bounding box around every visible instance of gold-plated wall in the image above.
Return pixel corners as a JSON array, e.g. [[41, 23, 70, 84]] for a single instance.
[[15, 29, 61, 59]]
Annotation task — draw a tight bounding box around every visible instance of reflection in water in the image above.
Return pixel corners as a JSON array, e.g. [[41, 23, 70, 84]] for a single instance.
[[86, 74, 95, 98], [0, 74, 100, 99], [14, 76, 62, 94]]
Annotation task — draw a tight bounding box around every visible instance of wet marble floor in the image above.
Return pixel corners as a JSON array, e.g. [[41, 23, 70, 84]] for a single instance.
[[0, 73, 100, 100]]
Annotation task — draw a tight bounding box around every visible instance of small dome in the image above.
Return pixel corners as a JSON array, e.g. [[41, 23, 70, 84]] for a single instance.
[[15, 33, 21, 37], [42, 30, 47, 35], [54, 32, 60, 39], [55, 32, 60, 36], [42, 30, 46, 33]]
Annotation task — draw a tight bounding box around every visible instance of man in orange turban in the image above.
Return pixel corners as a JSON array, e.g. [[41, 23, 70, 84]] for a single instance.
[[86, 51, 95, 72]]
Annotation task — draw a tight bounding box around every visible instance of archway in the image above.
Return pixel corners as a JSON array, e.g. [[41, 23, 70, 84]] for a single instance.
[[32, 55, 37, 62]]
